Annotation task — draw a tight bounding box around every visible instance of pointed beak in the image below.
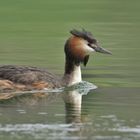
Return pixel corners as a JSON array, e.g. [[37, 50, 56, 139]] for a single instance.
[[91, 43, 112, 55]]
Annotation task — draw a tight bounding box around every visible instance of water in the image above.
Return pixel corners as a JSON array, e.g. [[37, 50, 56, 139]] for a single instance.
[[0, 0, 140, 139], [0, 86, 140, 140]]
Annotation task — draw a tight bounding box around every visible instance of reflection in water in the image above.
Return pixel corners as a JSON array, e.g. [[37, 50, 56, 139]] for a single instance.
[[0, 82, 94, 139], [1, 87, 140, 140], [0, 81, 95, 140], [0, 81, 96, 124], [62, 81, 96, 123], [0, 89, 62, 105], [63, 90, 82, 123]]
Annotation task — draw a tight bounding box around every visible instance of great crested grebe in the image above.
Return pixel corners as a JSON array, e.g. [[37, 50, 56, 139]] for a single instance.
[[0, 29, 111, 91]]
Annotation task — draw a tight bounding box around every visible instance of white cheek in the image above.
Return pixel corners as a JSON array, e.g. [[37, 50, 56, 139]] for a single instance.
[[83, 44, 95, 54]]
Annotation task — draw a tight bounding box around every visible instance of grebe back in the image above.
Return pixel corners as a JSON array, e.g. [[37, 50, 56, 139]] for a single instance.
[[0, 29, 111, 91]]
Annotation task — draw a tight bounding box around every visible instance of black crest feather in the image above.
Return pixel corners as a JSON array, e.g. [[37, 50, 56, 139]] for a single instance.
[[83, 55, 89, 66], [70, 29, 96, 44]]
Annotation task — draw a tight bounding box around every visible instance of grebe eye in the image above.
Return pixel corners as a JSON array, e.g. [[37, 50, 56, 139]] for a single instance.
[[88, 43, 91, 47]]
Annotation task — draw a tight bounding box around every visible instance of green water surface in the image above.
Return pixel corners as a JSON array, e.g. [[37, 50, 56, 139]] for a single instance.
[[0, 0, 140, 140]]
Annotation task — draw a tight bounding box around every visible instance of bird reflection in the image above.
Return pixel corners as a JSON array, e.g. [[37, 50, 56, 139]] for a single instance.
[[63, 90, 82, 123], [0, 83, 94, 124], [62, 82, 95, 124]]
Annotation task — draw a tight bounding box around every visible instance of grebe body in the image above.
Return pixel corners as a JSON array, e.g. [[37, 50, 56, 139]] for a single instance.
[[0, 29, 111, 91], [0, 65, 62, 90]]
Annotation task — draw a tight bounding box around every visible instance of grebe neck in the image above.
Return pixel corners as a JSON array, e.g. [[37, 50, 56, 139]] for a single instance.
[[63, 59, 82, 86]]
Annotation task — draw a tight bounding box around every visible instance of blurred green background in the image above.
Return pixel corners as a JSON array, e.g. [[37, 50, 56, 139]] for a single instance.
[[0, 0, 140, 87], [0, 1, 140, 140]]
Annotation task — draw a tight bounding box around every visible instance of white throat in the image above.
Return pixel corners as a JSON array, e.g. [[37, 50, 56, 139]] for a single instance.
[[64, 65, 82, 86], [69, 65, 82, 86]]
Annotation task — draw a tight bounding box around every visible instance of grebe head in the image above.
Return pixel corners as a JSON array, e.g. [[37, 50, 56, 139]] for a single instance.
[[65, 29, 112, 66]]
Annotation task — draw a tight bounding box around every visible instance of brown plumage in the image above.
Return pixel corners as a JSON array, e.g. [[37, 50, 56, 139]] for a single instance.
[[0, 65, 62, 91], [0, 29, 111, 92]]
